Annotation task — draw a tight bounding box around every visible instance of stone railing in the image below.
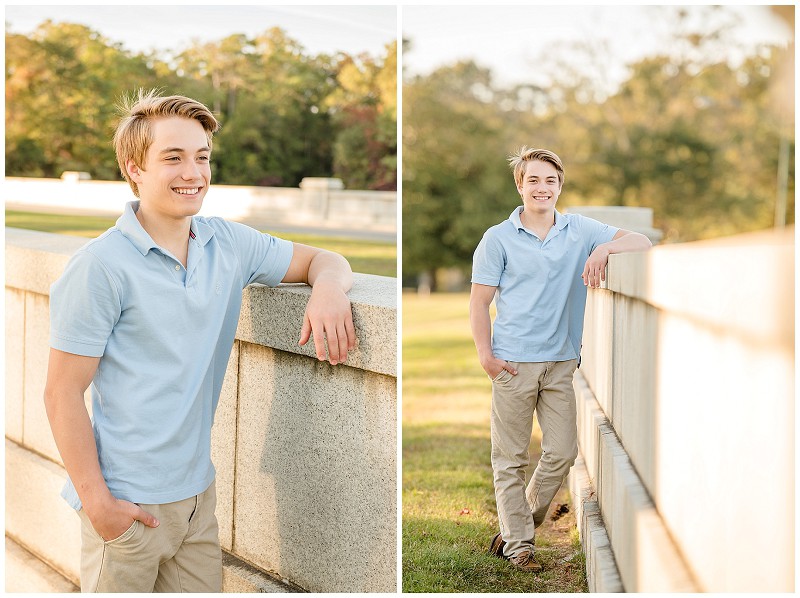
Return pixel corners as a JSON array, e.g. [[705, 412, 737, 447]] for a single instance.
[[4, 176, 396, 235], [568, 227, 794, 592], [5, 227, 397, 593]]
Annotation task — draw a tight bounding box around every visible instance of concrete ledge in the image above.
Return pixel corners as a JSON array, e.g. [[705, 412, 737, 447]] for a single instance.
[[238, 273, 396, 377], [5, 228, 86, 295], [568, 456, 623, 592], [221, 551, 301, 593], [5, 536, 79, 593], [572, 372, 698, 592], [607, 228, 793, 349], [6, 228, 397, 378]]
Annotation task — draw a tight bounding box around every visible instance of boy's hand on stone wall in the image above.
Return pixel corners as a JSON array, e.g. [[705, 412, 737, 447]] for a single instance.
[[300, 279, 356, 365]]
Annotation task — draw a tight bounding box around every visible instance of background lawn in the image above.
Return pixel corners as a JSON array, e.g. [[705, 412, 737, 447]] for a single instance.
[[402, 292, 587, 593], [4, 210, 396, 277]]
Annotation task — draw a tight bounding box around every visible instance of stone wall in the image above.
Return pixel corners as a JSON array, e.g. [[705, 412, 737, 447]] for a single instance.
[[568, 227, 794, 592], [5, 227, 397, 593], [4, 176, 396, 235]]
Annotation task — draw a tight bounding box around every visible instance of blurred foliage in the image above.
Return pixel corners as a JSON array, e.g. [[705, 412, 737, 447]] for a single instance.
[[402, 8, 794, 285], [6, 21, 396, 190]]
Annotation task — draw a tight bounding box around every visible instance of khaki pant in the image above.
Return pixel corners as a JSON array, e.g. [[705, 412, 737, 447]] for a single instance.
[[490, 360, 578, 559], [77, 481, 222, 593]]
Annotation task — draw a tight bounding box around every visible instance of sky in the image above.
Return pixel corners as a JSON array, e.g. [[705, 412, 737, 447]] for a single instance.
[[402, 5, 794, 89], [6, 4, 791, 89], [4, 5, 398, 57]]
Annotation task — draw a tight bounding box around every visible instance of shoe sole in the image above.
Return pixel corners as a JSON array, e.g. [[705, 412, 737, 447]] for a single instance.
[[488, 532, 506, 559]]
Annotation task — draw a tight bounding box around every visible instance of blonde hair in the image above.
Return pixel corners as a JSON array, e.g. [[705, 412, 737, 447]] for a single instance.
[[113, 89, 220, 196], [508, 146, 564, 188]]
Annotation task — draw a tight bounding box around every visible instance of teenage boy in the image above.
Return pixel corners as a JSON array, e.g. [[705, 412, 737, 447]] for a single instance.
[[469, 147, 651, 572], [44, 90, 356, 592]]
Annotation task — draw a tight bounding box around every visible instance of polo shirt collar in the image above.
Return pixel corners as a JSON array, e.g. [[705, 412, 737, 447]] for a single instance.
[[509, 206, 569, 231], [116, 201, 215, 256]]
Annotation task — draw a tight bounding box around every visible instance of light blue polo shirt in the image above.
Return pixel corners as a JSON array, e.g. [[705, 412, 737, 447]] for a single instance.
[[471, 207, 618, 363], [50, 201, 293, 510]]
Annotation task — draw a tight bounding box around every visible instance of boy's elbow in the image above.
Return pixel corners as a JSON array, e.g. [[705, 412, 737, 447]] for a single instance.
[[43, 383, 59, 422]]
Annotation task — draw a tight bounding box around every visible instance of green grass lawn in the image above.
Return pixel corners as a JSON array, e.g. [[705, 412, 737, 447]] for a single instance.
[[4, 210, 396, 277], [402, 292, 587, 593]]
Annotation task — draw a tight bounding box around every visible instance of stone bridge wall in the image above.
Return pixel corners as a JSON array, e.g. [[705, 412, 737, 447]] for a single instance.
[[568, 228, 794, 592], [5, 227, 397, 592]]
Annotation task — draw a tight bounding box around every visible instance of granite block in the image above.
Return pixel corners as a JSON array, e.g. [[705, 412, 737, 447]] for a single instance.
[[568, 456, 623, 593], [581, 288, 614, 415], [237, 272, 396, 377], [211, 341, 239, 551], [599, 426, 697, 592], [5, 440, 81, 585], [233, 342, 396, 593], [221, 551, 300, 593], [574, 376, 697, 592], [652, 312, 794, 592], [6, 288, 25, 442], [611, 294, 658, 491], [5, 536, 79, 593], [23, 292, 62, 463]]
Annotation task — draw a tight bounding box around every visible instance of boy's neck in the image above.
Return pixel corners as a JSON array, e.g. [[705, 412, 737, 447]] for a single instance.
[[135, 204, 192, 265], [519, 206, 556, 237]]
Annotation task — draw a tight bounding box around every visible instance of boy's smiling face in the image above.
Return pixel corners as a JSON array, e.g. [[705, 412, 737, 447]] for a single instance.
[[126, 116, 211, 221], [517, 159, 562, 215]]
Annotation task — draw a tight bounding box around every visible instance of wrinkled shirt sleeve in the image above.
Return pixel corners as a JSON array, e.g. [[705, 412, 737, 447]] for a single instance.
[[222, 220, 294, 288], [581, 216, 619, 254]]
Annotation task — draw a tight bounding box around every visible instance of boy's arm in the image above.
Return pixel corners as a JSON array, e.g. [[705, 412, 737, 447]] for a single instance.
[[582, 229, 652, 288], [44, 348, 159, 540], [469, 283, 518, 379], [281, 243, 356, 366]]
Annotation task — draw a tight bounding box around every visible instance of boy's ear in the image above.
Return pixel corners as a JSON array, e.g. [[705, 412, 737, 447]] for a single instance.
[[126, 159, 143, 183]]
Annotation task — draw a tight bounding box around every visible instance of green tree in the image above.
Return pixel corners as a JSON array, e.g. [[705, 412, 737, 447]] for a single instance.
[[402, 6, 793, 284], [328, 41, 397, 190], [6, 21, 159, 179], [403, 62, 517, 288], [7, 22, 397, 191]]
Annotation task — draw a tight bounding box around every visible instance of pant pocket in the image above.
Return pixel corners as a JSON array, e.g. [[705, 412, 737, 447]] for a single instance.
[[104, 520, 139, 545], [492, 369, 511, 382]]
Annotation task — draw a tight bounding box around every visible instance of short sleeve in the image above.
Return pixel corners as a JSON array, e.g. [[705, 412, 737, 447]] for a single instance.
[[220, 220, 294, 288], [471, 229, 505, 287], [579, 216, 619, 254], [50, 250, 122, 357]]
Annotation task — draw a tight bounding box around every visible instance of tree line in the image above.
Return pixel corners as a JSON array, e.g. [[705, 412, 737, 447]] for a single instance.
[[6, 21, 397, 191], [402, 9, 794, 287]]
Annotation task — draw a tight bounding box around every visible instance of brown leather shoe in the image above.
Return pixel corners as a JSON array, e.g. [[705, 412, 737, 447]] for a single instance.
[[509, 550, 542, 572], [488, 532, 506, 559]]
